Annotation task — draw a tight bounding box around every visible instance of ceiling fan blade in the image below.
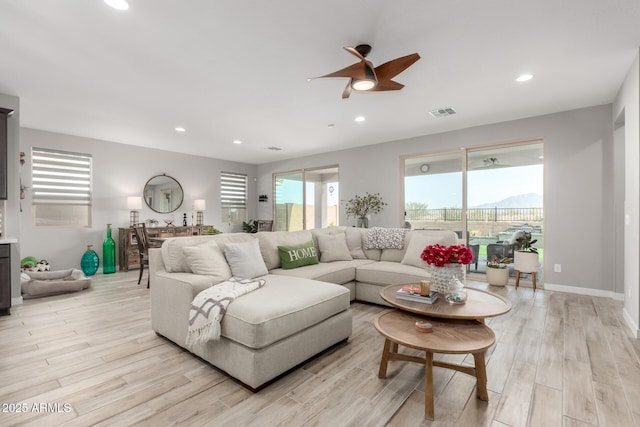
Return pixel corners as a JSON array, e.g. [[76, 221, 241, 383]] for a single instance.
[[369, 80, 404, 91], [344, 46, 365, 61], [311, 61, 366, 80], [374, 53, 420, 81], [342, 81, 352, 99]]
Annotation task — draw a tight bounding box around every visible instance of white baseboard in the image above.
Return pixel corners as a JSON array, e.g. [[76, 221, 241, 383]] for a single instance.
[[622, 308, 640, 339], [543, 282, 625, 300], [12, 296, 23, 306]]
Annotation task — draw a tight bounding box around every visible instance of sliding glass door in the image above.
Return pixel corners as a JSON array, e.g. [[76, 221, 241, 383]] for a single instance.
[[403, 141, 543, 278], [273, 166, 339, 231]]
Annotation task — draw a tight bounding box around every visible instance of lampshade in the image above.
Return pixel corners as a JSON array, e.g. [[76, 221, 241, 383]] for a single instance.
[[127, 196, 142, 210], [193, 199, 206, 211]]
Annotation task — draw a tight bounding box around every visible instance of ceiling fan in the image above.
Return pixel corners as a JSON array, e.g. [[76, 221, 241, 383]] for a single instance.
[[473, 157, 511, 170], [312, 44, 420, 99]]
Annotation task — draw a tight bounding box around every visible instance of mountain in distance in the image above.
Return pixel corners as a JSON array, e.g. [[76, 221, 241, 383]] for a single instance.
[[472, 193, 542, 209]]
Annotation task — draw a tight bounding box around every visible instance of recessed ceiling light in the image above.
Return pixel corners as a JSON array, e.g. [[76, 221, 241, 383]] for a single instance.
[[233, 140, 242, 145], [516, 74, 533, 82], [327, 123, 335, 128], [104, 0, 129, 11], [354, 116, 366, 122], [174, 126, 186, 133]]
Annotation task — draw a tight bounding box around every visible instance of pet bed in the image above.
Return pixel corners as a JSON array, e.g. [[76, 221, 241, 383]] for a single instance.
[[21, 269, 91, 298]]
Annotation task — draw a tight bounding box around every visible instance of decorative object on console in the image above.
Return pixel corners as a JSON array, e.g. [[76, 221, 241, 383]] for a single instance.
[[258, 194, 268, 202], [183, 213, 187, 226], [420, 244, 473, 293], [345, 192, 387, 228], [80, 245, 99, 276], [103, 224, 116, 274], [193, 199, 206, 226], [127, 196, 142, 227]]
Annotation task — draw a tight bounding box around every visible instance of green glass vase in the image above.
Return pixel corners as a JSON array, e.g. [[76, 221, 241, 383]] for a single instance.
[[81, 245, 99, 276], [103, 224, 116, 274]]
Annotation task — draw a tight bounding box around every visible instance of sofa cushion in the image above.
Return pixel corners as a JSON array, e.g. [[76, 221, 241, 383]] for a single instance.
[[401, 230, 459, 268], [345, 228, 367, 259], [162, 233, 255, 273], [224, 239, 269, 279], [356, 261, 429, 286], [278, 241, 319, 269], [222, 274, 350, 349], [271, 259, 374, 284], [258, 230, 314, 270], [317, 233, 353, 262], [182, 241, 232, 284]]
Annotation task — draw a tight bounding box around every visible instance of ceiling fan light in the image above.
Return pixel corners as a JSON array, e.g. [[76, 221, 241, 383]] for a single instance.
[[352, 79, 376, 91]]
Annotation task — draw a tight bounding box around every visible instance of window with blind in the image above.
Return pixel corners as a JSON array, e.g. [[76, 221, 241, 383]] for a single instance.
[[221, 171, 248, 225], [31, 148, 92, 227]]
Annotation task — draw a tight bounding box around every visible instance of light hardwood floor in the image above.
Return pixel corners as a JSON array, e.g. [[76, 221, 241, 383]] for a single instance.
[[1, 272, 639, 426]]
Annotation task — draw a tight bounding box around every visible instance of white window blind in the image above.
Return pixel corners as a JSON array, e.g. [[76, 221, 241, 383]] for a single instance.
[[31, 148, 92, 227], [221, 171, 247, 224]]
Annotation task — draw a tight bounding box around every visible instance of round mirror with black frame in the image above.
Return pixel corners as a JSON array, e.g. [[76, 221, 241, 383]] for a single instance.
[[143, 174, 184, 214]]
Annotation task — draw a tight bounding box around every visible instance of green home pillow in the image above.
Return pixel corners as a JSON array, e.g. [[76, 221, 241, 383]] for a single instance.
[[278, 241, 319, 269]]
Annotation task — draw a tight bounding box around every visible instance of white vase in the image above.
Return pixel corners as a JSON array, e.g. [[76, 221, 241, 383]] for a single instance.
[[486, 267, 509, 286], [429, 263, 465, 294], [514, 251, 539, 273]]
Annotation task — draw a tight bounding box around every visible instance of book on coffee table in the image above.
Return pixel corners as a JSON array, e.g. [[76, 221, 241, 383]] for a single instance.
[[395, 289, 439, 304]]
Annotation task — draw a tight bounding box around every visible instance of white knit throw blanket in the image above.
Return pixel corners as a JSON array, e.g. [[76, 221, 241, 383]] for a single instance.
[[185, 277, 266, 348]]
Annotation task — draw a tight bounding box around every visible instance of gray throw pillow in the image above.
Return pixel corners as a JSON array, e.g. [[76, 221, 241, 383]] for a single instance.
[[223, 239, 269, 279], [317, 233, 353, 262]]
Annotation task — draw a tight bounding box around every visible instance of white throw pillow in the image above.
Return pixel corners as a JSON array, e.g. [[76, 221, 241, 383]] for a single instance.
[[401, 233, 450, 268], [223, 239, 269, 279], [316, 233, 353, 262], [183, 242, 232, 284]]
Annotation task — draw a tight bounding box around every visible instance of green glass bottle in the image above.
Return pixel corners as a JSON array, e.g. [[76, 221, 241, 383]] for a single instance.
[[103, 223, 116, 274]]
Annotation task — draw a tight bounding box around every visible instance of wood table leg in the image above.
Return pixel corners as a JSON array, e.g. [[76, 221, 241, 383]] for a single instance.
[[378, 339, 392, 379], [531, 272, 537, 291], [424, 351, 434, 420], [473, 352, 489, 401], [515, 270, 521, 289]]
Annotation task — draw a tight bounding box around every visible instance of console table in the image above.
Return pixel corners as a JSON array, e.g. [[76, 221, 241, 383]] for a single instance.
[[118, 225, 214, 271]]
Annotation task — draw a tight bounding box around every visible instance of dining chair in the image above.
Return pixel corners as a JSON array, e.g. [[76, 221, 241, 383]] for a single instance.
[[132, 223, 161, 288]]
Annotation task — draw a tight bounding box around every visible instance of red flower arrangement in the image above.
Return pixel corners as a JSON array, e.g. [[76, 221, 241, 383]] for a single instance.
[[420, 244, 474, 267]]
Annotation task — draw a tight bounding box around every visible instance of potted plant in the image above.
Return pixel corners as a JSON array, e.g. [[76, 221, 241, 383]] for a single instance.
[[486, 255, 512, 286], [345, 192, 387, 228], [242, 219, 258, 233], [514, 231, 539, 273]]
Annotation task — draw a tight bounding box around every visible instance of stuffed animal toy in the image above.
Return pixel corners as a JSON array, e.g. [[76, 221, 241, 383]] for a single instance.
[[35, 260, 50, 272]]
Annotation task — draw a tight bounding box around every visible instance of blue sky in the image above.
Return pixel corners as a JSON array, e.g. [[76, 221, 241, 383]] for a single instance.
[[405, 165, 543, 208]]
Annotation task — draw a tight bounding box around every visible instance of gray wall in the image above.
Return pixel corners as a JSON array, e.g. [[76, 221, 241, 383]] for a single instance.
[[257, 105, 615, 294], [19, 128, 258, 271], [613, 49, 640, 336], [0, 93, 21, 305]]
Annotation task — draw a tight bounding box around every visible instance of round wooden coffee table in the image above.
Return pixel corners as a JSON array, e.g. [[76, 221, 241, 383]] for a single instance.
[[375, 310, 495, 420], [380, 284, 511, 320]]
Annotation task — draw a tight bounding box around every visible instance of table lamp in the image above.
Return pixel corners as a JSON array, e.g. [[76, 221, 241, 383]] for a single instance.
[[193, 199, 206, 226], [127, 196, 142, 227]]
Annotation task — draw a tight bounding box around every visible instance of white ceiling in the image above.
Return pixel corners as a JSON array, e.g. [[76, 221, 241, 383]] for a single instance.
[[1, 1, 639, 165]]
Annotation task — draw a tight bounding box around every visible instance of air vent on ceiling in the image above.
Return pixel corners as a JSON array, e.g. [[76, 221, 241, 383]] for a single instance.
[[429, 107, 457, 118], [267, 146, 283, 151]]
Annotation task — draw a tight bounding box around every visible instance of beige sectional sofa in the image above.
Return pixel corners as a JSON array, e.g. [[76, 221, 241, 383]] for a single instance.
[[149, 227, 457, 389]]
